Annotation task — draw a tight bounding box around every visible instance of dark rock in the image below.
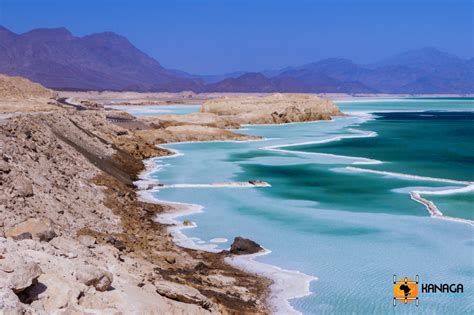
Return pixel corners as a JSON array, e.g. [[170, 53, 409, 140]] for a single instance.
[[115, 130, 128, 136], [229, 237, 263, 255], [164, 256, 176, 264], [193, 262, 209, 275], [12, 232, 33, 241], [182, 220, 193, 226], [112, 239, 126, 251], [105, 235, 126, 251], [6, 218, 56, 242]]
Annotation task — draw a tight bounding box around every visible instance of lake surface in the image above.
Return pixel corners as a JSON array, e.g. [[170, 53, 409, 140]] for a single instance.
[[106, 104, 200, 116], [138, 98, 473, 314]]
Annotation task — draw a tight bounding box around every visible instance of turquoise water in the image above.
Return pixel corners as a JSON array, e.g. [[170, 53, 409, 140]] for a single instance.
[[140, 99, 473, 314], [287, 111, 474, 182], [106, 104, 200, 116]]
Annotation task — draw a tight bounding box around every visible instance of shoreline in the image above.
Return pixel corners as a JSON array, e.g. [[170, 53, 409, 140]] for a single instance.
[[132, 107, 473, 313], [136, 145, 318, 314], [1, 109, 274, 314]]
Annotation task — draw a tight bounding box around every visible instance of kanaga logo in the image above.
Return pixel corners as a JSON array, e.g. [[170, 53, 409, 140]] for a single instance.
[[393, 275, 419, 306], [393, 274, 464, 306]]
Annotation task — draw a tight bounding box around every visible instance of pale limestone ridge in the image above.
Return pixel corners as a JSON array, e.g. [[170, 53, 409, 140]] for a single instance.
[[201, 93, 343, 124]]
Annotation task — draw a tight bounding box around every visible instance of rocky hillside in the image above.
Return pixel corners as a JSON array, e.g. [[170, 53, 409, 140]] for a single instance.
[[201, 93, 343, 124], [0, 110, 269, 314]]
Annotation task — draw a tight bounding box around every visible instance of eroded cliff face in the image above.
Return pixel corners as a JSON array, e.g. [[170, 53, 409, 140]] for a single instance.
[[0, 111, 269, 314], [201, 93, 344, 124]]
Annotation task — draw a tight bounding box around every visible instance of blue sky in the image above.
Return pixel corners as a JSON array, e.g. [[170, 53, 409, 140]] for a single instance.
[[0, 0, 472, 74]]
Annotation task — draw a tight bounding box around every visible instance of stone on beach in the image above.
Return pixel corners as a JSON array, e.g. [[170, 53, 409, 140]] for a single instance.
[[0, 288, 24, 313], [230, 237, 264, 255], [183, 220, 193, 226], [78, 235, 96, 248], [50, 237, 93, 258], [154, 280, 215, 310], [0, 256, 42, 293], [75, 265, 113, 292], [11, 176, 34, 197], [6, 218, 56, 242], [30, 273, 85, 311]]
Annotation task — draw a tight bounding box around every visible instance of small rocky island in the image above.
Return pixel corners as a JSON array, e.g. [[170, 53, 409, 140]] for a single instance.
[[201, 93, 344, 125]]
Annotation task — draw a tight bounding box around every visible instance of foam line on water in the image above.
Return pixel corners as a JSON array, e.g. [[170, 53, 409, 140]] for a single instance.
[[413, 185, 474, 226], [410, 190, 474, 226], [148, 182, 271, 189], [159, 137, 276, 146], [345, 167, 473, 185], [261, 128, 382, 165], [415, 185, 474, 195], [344, 167, 474, 226]]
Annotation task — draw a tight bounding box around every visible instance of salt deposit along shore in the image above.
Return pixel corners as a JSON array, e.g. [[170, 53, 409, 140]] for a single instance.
[[136, 142, 318, 315], [1, 74, 346, 314]]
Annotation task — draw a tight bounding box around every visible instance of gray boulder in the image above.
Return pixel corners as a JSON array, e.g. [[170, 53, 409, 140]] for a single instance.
[[6, 218, 56, 242], [0, 256, 42, 293], [75, 265, 113, 292], [229, 237, 263, 255], [11, 176, 34, 197]]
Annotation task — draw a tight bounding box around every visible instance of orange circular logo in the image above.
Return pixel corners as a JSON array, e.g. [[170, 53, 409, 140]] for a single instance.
[[394, 278, 418, 303]]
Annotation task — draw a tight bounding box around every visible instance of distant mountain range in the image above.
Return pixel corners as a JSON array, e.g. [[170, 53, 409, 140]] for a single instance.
[[0, 26, 201, 91], [1, 26, 472, 94]]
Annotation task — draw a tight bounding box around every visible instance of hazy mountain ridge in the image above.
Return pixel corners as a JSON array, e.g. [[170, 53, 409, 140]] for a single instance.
[[242, 49, 473, 93], [0, 26, 201, 91], [0, 26, 472, 93]]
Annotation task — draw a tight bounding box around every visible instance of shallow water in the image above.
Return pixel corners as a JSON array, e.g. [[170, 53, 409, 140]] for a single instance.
[[106, 104, 200, 116], [142, 99, 473, 314]]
